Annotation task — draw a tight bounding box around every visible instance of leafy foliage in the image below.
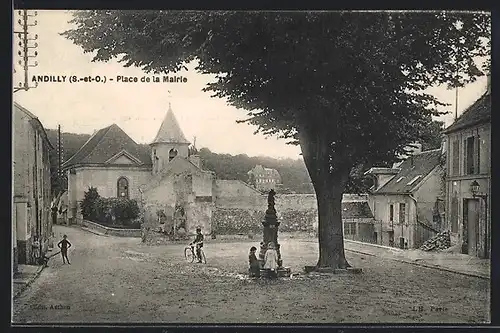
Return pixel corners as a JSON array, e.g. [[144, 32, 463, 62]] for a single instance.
[[93, 197, 141, 228], [198, 147, 313, 193], [62, 11, 489, 178], [63, 11, 490, 268], [80, 187, 100, 220], [80, 187, 141, 228]]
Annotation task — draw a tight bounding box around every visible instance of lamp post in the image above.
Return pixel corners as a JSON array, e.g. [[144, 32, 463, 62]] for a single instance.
[[470, 180, 489, 259]]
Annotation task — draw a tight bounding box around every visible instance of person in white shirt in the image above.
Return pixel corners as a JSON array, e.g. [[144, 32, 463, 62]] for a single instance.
[[264, 242, 278, 278]]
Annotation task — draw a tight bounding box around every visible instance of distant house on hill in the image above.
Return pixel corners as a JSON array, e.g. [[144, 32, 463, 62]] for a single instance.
[[247, 165, 282, 191], [365, 148, 445, 249]]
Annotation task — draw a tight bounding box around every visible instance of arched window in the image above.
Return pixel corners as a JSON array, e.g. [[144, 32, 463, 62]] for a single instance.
[[169, 148, 178, 162], [117, 177, 129, 199]]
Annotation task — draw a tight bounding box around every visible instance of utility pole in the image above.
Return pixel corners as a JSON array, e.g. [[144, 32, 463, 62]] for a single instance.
[[58, 125, 62, 176], [454, 66, 459, 121], [13, 10, 39, 93], [454, 21, 463, 122]]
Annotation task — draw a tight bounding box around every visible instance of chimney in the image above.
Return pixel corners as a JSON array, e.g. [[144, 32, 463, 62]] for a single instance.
[[398, 142, 422, 161], [189, 155, 201, 169], [487, 74, 491, 94]]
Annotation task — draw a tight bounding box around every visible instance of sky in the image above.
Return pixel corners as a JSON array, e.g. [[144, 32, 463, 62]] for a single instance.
[[12, 10, 490, 160]]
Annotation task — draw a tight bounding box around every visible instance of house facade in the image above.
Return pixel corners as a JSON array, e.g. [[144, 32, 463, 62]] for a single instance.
[[247, 165, 282, 191], [443, 88, 490, 259], [12, 103, 53, 268], [365, 149, 445, 249], [341, 197, 377, 244]]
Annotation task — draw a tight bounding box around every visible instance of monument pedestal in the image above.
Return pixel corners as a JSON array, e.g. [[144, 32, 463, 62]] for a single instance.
[[257, 189, 291, 278]]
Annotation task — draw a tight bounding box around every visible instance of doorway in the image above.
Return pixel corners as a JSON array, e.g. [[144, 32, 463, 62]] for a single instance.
[[463, 198, 480, 256], [388, 231, 394, 247]]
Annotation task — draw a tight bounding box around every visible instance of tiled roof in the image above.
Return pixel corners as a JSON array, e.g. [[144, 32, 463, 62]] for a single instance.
[[151, 104, 190, 145], [443, 92, 491, 134], [63, 124, 151, 168], [342, 201, 374, 219], [374, 149, 443, 194]]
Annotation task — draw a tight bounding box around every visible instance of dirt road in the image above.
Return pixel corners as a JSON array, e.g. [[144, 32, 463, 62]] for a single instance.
[[12, 225, 490, 323]]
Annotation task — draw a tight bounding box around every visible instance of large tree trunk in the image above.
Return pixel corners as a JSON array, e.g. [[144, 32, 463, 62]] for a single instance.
[[315, 171, 351, 268], [298, 126, 352, 269]]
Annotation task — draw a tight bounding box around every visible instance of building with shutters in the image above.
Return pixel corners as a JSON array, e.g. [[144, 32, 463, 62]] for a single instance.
[[365, 148, 446, 249], [12, 103, 54, 268], [443, 82, 491, 258]]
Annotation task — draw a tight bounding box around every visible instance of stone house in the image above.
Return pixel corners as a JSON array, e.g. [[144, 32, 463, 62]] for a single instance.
[[365, 148, 445, 249], [12, 102, 53, 268], [443, 83, 490, 258], [247, 164, 282, 191], [341, 198, 377, 244]]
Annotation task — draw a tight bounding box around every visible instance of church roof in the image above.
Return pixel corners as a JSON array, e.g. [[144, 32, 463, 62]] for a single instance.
[[151, 104, 190, 145], [63, 123, 151, 168]]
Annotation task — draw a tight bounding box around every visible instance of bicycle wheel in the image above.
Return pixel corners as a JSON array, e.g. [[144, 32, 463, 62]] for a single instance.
[[184, 247, 195, 263], [199, 249, 207, 264]]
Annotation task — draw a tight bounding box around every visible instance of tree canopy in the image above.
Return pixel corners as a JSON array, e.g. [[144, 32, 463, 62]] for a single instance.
[[63, 10, 490, 268]]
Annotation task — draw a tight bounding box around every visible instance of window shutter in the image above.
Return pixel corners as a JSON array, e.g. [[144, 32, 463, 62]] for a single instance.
[[464, 139, 468, 175], [476, 135, 481, 174], [452, 141, 459, 176]]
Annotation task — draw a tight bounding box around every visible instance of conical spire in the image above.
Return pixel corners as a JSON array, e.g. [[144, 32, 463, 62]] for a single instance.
[[151, 104, 190, 145]]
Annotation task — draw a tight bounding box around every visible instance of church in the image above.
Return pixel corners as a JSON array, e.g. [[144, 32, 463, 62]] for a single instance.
[[62, 104, 261, 235]]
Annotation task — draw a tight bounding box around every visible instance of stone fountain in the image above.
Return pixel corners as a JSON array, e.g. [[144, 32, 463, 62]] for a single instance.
[[258, 189, 291, 278]]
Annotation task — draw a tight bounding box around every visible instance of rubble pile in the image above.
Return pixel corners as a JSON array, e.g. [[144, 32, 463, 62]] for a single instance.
[[419, 230, 451, 251]]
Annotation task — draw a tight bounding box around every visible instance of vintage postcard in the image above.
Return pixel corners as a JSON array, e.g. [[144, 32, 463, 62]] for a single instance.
[[12, 9, 491, 324]]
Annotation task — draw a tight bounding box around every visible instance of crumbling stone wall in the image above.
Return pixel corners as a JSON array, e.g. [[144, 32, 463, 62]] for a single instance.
[[212, 194, 371, 235], [213, 194, 319, 235]]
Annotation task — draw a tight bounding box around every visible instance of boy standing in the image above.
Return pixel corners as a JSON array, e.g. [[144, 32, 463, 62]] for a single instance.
[[57, 234, 72, 264]]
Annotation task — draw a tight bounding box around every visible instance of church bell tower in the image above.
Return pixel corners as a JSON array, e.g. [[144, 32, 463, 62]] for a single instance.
[[150, 103, 190, 175]]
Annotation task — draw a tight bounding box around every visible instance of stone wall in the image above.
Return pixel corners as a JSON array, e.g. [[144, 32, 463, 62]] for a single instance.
[[214, 179, 262, 197], [212, 194, 371, 235], [142, 172, 215, 239], [80, 219, 142, 237]]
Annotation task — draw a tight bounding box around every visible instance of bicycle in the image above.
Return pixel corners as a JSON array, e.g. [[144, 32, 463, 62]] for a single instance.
[[184, 244, 207, 264]]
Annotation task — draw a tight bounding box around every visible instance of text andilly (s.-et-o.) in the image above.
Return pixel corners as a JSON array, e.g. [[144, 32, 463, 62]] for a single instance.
[[30, 75, 188, 84]]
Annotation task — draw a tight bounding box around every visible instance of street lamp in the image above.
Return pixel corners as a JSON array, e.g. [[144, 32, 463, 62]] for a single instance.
[[470, 180, 480, 195], [470, 180, 489, 259]]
